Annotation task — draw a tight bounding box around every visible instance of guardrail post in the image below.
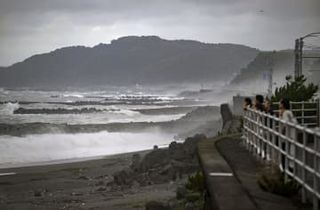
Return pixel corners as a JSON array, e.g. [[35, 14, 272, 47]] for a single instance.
[[302, 102, 305, 125], [254, 111, 258, 157], [292, 124, 297, 179], [313, 135, 319, 210], [278, 119, 283, 170], [260, 114, 265, 159], [317, 98, 320, 127], [301, 130, 307, 203], [266, 115, 271, 161], [271, 118, 277, 165], [284, 123, 289, 182]]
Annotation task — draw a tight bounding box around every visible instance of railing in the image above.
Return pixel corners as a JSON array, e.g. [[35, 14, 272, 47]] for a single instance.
[[272, 100, 319, 127], [243, 108, 320, 210]]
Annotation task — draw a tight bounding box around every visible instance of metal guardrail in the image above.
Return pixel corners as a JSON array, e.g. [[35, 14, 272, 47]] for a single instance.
[[243, 108, 320, 210]]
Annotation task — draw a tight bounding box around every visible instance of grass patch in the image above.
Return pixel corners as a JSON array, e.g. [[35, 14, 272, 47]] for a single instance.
[[258, 166, 300, 197]]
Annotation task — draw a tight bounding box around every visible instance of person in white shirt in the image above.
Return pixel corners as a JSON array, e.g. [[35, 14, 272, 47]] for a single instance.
[[279, 98, 295, 123], [279, 98, 297, 172]]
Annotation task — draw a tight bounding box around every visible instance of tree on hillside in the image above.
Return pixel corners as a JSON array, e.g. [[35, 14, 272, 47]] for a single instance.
[[272, 75, 318, 102]]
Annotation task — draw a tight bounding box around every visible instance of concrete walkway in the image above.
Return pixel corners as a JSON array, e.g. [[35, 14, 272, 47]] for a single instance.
[[198, 135, 301, 210]]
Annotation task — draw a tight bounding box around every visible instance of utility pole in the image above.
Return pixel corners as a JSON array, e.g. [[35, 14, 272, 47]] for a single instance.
[[267, 67, 273, 99], [294, 38, 303, 78], [294, 32, 320, 78], [267, 51, 275, 99]]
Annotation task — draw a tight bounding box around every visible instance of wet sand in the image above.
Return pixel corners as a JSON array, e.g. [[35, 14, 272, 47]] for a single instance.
[[0, 151, 182, 210]]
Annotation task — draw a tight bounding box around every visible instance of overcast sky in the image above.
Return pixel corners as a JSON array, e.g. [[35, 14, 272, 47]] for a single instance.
[[0, 0, 319, 66]]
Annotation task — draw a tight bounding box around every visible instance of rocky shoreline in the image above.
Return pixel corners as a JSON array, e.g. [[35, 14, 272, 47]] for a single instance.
[[112, 134, 203, 187], [0, 104, 225, 210], [0, 134, 207, 210]]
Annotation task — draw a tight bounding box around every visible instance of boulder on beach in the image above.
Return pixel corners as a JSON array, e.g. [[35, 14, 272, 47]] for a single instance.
[[112, 134, 207, 187], [140, 149, 170, 172], [113, 167, 135, 185]]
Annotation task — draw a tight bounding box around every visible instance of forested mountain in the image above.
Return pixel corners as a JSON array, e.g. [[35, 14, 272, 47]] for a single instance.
[[0, 36, 259, 88]]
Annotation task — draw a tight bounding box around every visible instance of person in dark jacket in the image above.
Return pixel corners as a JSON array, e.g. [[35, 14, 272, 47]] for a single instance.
[[254, 95, 264, 112], [264, 98, 274, 116], [243, 97, 252, 111]]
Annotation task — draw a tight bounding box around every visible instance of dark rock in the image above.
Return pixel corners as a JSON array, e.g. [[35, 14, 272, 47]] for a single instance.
[[96, 187, 107, 192], [148, 164, 175, 183], [176, 186, 188, 200], [140, 149, 170, 172], [220, 103, 233, 127], [78, 175, 90, 180], [145, 201, 172, 210], [168, 141, 186, 161], [183, 134, 206, 156], [130, 154, 141, 172], [113, 167, 134, 185], [112, 134, 201, 187], [95, 180, 105, 186], [71, 192, 83, 196], [33, 190, 43, 197], [135, 172, 151, 185]]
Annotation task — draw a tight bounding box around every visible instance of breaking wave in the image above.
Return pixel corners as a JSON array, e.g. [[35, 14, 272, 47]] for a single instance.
[[0, 131, 174, 168], [0, 102, 19, 115]]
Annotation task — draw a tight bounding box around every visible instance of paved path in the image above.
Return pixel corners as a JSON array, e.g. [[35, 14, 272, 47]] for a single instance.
[[198, 134, 301, 210]]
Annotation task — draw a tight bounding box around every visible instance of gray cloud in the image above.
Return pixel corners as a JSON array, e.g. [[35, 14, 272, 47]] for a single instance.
[[0, 0, 319, 66]]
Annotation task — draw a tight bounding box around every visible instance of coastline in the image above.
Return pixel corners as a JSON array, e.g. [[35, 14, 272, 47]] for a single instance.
[[0, 104, 221, 209], [0, 149, 155, 170], [0, 149, 181, 210]]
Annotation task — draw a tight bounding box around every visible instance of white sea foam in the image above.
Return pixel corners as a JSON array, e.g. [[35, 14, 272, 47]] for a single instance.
[[111, 109, 139, 116], [63, 94, 84, 98], [0, 131, 174, 168], [0, 102, 19, 115]]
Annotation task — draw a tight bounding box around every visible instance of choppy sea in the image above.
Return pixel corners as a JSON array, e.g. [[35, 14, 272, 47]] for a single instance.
[[0, 87, 208, 168]]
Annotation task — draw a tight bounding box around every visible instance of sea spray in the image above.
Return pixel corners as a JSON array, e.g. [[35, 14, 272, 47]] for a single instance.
[[0, 102, 19, 115], [0, 131, 175, 168]]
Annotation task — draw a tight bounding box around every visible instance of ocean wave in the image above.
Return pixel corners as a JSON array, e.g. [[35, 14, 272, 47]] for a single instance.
[[0, 102, 19, 115], [62, 94, 84, 98], [0, 131, 174, 168], [13, 107, 119, 115], [111, 109, 139, 116]]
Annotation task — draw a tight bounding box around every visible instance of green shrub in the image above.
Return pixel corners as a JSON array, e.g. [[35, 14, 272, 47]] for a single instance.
[[185, 171, 205, 194], [272, 75, 318, 102], [258, 167, 300, 197]]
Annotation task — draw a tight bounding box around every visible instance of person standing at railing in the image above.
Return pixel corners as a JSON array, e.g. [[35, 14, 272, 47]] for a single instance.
[[279, 99, 296, 123], [264, 98, 274, 127], [264, 98, 274, 116], [242, 98, 253, 141], [243, 97, 252, 111], [279, 98, 297, 172], [254, 95, 265, 112], [253, 95, 265, 156]]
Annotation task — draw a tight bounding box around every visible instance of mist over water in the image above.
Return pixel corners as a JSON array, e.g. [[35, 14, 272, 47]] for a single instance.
[[0, 86, 223, 168], [0, 131, 175, 168]]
